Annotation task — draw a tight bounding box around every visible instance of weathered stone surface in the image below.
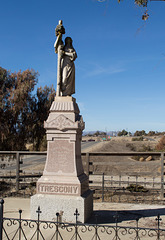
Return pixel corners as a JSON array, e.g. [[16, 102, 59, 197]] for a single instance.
[[31, 190, 93, 223], [50, 96, 79, 113], [37, 174, 89, 196], [42, 97, 85, 181], [31, 96, 93, 222]]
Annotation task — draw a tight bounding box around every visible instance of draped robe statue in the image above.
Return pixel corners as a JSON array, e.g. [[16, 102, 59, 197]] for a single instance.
[[54, 21, 77, 96]]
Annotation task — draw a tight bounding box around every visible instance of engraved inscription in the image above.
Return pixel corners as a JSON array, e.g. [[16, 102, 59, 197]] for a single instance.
[[38, 184, 79, 195], [45, 139, 74, 173]]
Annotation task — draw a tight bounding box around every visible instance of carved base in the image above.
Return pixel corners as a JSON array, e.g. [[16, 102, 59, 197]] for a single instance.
[[36, 173, 89, 196], [36, 96, 89, 197], [31, 190, 93, 223]]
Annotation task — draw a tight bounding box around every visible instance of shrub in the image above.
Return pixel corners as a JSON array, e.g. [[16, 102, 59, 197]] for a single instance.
[[0, 181, 10, 192], [156, 136, 165, 151], [126, 184, 148, 192], [132, 136, 143, 141], [126, 143, 136, 151], [132, 155, 141, 161], [139, 145, 153, 152]]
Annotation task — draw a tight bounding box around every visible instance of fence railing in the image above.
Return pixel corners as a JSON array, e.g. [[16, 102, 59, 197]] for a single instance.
[[90, 173, 162, 204], [0, 151, 46, 192], [1, 199, 165, 240], [82, 152, 164, 200], [0, 151, 164, 201]]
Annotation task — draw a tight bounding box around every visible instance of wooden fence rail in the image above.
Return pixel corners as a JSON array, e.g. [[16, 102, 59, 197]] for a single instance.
[[0, 151, 164, 199]]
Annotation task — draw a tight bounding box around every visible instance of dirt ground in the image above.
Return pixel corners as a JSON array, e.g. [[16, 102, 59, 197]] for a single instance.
[[82, 136, 162, 178]]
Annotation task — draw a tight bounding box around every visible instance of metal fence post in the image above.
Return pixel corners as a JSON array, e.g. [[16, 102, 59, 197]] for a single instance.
[[102, 173, 104, 202], [74, 209, 79, 240], [160, 152, 164, 200], [135, 217, 140, 239], [114, 212, 119, 239], [156, 214, 162, 240], [56, 212, 59, 240], [0, 199, 4, 240], [94, 214, 98, 240], [16, 152, 20, 192], [36, 206, 42, 240], [19, 209, 22, 239]]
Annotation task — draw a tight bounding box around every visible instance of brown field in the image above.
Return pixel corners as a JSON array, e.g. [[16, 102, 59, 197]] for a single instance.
[[82, 136, 162, 178]]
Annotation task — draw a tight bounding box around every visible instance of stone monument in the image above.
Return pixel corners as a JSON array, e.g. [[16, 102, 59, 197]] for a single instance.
[[31, 20, 93, 223]]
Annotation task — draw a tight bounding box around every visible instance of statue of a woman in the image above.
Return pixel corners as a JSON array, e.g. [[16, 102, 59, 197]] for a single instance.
[[54, 20, 77, 97], [60, 37, 77, 96]]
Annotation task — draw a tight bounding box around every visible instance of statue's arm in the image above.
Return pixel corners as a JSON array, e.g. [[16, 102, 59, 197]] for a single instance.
[[54, 38, 59, 53], [63, 51, 77, 61], [54, 33, 63, 53]]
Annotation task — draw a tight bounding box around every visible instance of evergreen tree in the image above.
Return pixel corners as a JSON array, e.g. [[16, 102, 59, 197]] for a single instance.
[[0, 67, 55, 151]]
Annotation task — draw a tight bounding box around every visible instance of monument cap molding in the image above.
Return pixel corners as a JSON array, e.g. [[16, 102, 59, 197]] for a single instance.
[[50, 96, 80, 114]]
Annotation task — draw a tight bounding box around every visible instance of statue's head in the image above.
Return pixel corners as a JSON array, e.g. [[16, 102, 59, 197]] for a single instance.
[[65, 37, 73, 47]]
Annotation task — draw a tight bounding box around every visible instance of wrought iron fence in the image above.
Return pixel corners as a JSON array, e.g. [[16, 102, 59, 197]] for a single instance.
[[1, 199, 165, 240]]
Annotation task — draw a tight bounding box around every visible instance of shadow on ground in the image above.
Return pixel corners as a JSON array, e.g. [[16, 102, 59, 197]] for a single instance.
[[87, 208, 165, 224]]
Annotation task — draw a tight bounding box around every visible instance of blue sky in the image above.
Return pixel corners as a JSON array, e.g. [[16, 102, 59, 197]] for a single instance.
[[1, 0, 165, 133]]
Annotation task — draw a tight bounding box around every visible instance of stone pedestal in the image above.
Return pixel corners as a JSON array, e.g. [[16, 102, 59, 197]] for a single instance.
[[31, 96, 93, 222], [31, 190, 93, 223]]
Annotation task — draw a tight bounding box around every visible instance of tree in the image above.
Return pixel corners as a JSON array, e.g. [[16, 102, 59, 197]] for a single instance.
[[118, 0, 164, 7], [147, 131, 156, 136], [94, 131, 107, 136], [134, 130, 146, 136], [0, 67, 55, 151], [98, 0, 165, 20], [0, 67, 37, 150], [118, 129, 128, 136], [94, 131, 101, 136], [0, 67, 12, 147], [31, 85, 55, 151]]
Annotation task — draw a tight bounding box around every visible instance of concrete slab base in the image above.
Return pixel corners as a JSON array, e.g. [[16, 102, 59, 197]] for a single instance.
[[31, 190, 93, 223]]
